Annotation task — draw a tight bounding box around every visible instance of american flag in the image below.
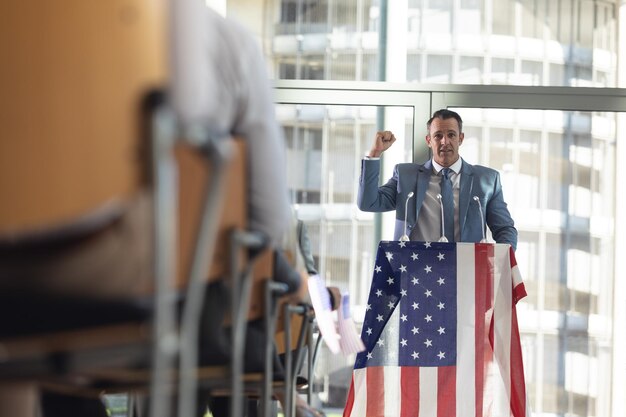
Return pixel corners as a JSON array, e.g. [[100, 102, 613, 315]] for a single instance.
[[343, 241, 528, 417]]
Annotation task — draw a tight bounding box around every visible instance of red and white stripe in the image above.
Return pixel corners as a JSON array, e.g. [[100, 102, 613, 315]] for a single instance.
[[343, 243, 528, 417]]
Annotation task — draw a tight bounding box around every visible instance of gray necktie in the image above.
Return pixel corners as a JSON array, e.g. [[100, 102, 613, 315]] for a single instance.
[[440, 168, 454, 242]]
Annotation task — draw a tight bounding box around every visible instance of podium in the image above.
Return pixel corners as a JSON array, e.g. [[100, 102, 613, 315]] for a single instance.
[[343, 241, 528, 417]]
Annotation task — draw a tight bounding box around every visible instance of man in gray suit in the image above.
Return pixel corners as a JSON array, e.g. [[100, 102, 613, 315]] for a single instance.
[[357, 109, 517, 250]]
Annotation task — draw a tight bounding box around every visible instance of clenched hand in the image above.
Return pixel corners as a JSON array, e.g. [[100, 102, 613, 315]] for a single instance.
[[368, 130, 396, 158]]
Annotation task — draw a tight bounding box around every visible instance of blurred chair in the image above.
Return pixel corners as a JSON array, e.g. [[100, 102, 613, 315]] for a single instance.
[[0, 1, 171, 416], [0, 1, 284, 416]]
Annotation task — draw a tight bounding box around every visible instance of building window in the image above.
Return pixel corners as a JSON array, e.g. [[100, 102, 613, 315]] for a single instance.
[[280, 0, 297, 23], [550, 63, 565, 86], [362, 52, 380, 81], [329, 53, 356, 81], [278, 61, 297, 79], [426, 54, 451, 82], [406, 54, 422, 82], [520, 0, 545, 39], [294, 190, 321, 204], [458, 56, 483, 83], [521, 60, 543, 86], [301, 55, 326, 80], [460, 0, 481, 9], [492, 57, 515, 84], [493, 0, 515, 35]]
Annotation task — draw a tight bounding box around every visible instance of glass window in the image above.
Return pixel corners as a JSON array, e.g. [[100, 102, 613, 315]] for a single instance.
[[595, 1, 616, 52], [545, 232, 563, 293], [408, 0, 424, 8], [302, 0, 328, 26], [362, 52, 380, 81], [460, 126, 483, 164], [571, 64, 593, 86], [278, 62, 296, 79], [360, 0, 379, 32], [278, 105, 415, 237], [541, 335, 560, 413], [407, 6, 422, 34], [331, 0, 357, 32], [457, 6, 482, 35], [269, 0, 616, 86], [279, 0, 328, 28], [577, 0, 594, 48], [460, 0, 481, 9], [329, 53, 356, 80], [550, 63, 565, 86], [406, 53, 422, 82], [280, 0, 297, 23], [521, 60, 543, 86], [594, 69, 613, 87], [426, 54, 451, 82], [520, 0, 544, 39], [458, 56, 483, 83], [518, 129, 541, 209], [301, 54, 325, 79], [557, 0, 573, 43], [423, 0, 452, 34], [489, 127, 514, 171], [492, 58, 515, 84], [428, 0, 451, 11], [493, 0, 514, 35], [448, 110, 617, 407], [547, 132, 564, 211], [516, 231, 539, 308], [366, 0, 381, 32]]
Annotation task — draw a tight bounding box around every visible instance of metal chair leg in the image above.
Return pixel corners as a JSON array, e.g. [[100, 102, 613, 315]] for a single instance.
[[229, 231, 268, 417], [261, 281, 288, 417], [149, 104, 178, 417]]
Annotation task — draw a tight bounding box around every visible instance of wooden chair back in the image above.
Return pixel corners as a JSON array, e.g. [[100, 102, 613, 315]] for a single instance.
[[176, 138, 272, 320], [0, 0, 168, 234]]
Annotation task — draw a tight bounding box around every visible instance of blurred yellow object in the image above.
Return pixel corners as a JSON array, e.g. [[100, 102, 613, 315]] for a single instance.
[[0, 0, 168, 234]]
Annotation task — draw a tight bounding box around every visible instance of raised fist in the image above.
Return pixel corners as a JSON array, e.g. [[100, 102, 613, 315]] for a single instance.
[[369, 130, 396, 157]]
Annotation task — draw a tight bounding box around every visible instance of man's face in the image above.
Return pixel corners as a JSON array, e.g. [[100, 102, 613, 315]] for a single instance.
[[426, 117, 464, 167]]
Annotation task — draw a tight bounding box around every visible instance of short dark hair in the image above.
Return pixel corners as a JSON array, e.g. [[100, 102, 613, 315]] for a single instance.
[[427, 109, 463, 133]]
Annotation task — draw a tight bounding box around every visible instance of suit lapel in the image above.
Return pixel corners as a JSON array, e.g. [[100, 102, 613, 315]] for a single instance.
[[459, 159, 474, 235], [414, 161, 432, 222]]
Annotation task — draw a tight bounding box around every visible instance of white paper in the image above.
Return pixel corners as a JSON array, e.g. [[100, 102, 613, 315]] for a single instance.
[[307, 274, 340, 354]]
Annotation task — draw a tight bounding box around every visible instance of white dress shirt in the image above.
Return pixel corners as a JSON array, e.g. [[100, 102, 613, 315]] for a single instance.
[[410, 158, 462, 242]]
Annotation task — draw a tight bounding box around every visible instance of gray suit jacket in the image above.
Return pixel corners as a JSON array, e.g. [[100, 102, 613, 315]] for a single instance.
[[357, 158, 517, 250]]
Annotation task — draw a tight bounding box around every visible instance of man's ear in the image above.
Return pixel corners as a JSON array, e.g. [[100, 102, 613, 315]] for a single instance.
[[425, 135, 432, 148], [458, 132, 465, 146]]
